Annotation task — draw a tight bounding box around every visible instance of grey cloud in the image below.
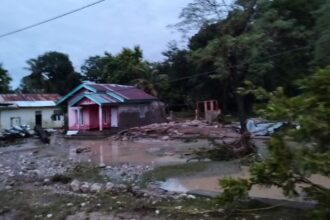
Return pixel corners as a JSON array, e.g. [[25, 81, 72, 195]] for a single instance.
[[0, 0, 191, 88]]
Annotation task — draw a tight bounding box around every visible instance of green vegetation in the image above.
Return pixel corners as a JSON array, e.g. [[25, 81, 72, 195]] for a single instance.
[[0, 1, 329, 218], [66, 164, 108, 183], [19, 51, 81, 95], [218, 67, 330, 219], [140, 162, 208, 186], [0, 64, 11, 93]]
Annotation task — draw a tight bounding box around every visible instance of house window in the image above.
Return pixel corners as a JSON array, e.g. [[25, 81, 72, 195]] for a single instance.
[[103, 109, 107, 124], [74, 109, 79, 125], [52, 110, 62, 121], [10, 117, 21, 127], [80, 109, 84, 126], [139, 105, 147, 118]]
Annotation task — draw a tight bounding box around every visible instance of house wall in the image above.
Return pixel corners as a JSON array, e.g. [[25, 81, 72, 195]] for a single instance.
[[68, 105, 111, 130], [117, 101, 166, 129], [0, 107, 64, 130]]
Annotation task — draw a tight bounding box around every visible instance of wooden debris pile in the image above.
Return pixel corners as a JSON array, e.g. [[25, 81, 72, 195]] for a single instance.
[[116, 120, 241, 140]]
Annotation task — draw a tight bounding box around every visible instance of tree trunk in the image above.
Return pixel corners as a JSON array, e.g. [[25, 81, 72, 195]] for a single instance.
[[235, 94, 246, 133]]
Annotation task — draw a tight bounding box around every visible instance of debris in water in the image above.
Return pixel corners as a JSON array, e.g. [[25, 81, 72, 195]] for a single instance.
[[159, 178, 188, 193]]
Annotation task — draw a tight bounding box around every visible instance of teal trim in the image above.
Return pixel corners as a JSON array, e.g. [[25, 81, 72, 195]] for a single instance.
[[69, 94, 102, 107], [106, 91, 124, 102], [69, 94, 85, 107], [85, 94, 102, 105], [56, 84, 96, 105]]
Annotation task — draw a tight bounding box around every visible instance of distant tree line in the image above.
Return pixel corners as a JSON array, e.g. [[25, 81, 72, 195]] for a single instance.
[[0, 0, 328, 117]]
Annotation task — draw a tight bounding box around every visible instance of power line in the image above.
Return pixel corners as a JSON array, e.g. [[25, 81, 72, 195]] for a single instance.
[[0, 0, 106, 39]]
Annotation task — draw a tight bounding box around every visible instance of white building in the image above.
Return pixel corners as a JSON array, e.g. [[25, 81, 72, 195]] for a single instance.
[[0, 94, 64, 130]]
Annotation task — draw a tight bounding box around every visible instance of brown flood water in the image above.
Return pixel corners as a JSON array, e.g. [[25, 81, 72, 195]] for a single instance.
[[67, 138, 330, 201], [67, 138, 210, 166], [177, 167, 330, 200]]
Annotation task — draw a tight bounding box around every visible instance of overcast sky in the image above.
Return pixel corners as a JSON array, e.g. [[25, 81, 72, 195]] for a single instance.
[[0, 0, 192, 88]]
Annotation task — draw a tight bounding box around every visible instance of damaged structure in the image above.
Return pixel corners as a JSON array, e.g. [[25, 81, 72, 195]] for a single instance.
[[0, 93, 64, 130], [57, 83, 166, 132]]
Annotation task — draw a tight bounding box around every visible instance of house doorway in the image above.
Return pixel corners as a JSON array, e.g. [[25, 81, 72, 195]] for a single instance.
[[35, 111, 42, 127], [111, 107, 118, 127]]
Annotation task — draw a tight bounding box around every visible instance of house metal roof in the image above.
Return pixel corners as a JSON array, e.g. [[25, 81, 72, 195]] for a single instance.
[[58, 83, 158, 106], [86, 84, 157, 100], [0, 94, 60, 102], [0, 94, 60, 108]]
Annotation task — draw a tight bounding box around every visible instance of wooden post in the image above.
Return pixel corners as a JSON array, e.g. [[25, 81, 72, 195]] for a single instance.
[[210, 101, 214, 111], [77, 109, 80, 129], [99, 105, 103, 131], [204, 101, 208, 112]]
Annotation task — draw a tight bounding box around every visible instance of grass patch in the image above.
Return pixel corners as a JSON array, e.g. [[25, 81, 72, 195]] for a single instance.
[[66, 164, 107, 183], [140, 162, 208, 187]]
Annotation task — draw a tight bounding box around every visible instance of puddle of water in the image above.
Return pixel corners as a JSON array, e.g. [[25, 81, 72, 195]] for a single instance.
[[173, 167, 330, 201], [159, 178, 188, 193], [68, 138, 210, 166]]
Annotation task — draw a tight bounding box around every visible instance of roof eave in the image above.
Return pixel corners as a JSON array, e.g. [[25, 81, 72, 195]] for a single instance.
[[56, 84, 96, 106]]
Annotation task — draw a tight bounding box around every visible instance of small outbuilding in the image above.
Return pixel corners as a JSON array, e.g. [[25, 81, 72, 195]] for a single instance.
[[57, 83, 166, 132], [0, 94, 64, 130]]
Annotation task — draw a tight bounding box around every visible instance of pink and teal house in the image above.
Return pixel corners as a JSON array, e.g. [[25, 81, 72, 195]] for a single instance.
[[57, 83, 165, 132]]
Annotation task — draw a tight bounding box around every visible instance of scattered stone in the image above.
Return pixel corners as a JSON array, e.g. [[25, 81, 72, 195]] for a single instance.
[[105, 182, 114, 191], [132, 185, 140, 191], [98, 163, 106, 168], [70, 179, 81, 192], [187, 194, 196, 199], [162, 136, 170, 141], [80, 182, 90, 193], [90, 183, 103, 193], [46, 213, 53, 218], [5, 185, 12, 190]]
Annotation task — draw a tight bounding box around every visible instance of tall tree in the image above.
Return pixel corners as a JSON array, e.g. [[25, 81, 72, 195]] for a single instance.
[[175, 0, 324, 131], [81, 46, 150, 85], [218, 67, 330, 219], [20, 52, 81, 95], [0, 64, 12, 93], [313, 0, 330, 67]]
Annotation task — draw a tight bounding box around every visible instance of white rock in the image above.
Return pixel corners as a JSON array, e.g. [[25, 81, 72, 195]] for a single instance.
[[162, 136, 170, 141], [70, 180, 81, 192], [80, 182, 90, 193], [105, 182, 114, 191], [46, 214, 53, 218], [90, 183, 103, 193], [155, 210, 160, 215], [187, 194, 196, 199]]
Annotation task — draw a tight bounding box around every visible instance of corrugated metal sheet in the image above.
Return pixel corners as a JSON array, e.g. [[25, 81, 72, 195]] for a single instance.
[[0, 94, 60, 108], [0, 94, 60, 102], [87, 84, 157, 100], [11, 101, 57, 107]]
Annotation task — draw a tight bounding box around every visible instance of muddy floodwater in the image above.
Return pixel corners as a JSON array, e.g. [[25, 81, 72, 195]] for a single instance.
[[67, 137, 330, 202], [68, 138, 211, 166]]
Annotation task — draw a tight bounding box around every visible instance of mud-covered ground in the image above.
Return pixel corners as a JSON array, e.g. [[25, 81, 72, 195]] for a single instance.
[[0, 132, 314, 219]]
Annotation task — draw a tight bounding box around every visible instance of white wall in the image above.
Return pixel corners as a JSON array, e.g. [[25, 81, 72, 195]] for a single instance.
[[0, 107, 64, 130]]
